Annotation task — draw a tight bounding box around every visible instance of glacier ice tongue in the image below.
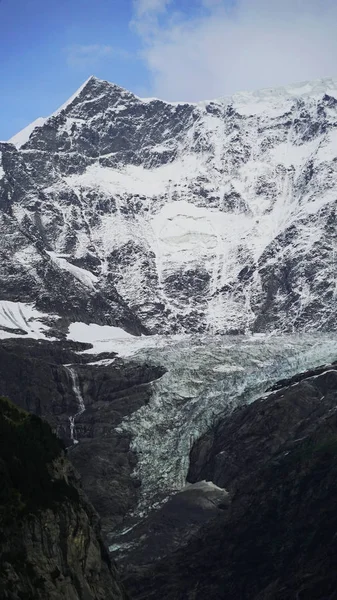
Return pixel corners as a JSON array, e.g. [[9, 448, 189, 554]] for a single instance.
[[114, 333, 337, 519]]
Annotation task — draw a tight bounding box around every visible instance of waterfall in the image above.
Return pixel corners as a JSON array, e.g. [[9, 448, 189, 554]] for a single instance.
[[65, 366, 85, 445]]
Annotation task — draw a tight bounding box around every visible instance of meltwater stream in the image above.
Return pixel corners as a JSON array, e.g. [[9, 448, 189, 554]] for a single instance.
[[112, 333, 337, 521], [65, 366, 85, 445]]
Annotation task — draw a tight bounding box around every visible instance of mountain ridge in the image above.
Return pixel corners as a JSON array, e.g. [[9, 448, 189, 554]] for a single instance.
[[8, 74, 337, 146]]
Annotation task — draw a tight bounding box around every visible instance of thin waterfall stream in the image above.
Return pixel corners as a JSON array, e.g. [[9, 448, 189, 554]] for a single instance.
[[65, 366, 85, 445]]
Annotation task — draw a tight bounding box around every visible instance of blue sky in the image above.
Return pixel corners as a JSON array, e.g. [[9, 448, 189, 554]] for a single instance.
[[1, 0, 337, 140], [0, 0, 148, 139]]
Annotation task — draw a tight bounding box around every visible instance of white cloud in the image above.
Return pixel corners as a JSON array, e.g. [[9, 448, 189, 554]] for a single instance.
[[132, 0, 172, 39], [132, 0, 337, 100], [66, 44, 130, 69], [134, 0, 171, 18]]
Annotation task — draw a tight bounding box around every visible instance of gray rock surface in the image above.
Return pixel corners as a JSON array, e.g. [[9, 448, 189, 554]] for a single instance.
[[0, 338, 165, 534]]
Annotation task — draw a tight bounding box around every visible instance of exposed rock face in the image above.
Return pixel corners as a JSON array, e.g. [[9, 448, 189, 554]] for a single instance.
[[69, 359, 165, 531], [187, 362, 337, 489], [125, 363, 337, 599], [0, 338, 165, 533], [1, 76, 337, 335], [0, 396, 127, 600], [110, 480, 230, 571]]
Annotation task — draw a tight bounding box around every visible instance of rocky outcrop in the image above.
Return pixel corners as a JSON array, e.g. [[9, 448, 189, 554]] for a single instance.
[[110, 480, 230, 571], [187, 361, 337, 489], [0, 339, 87, 435], [125, 363, 337, 599], [69, 359, 165, 531], [0, 396, 127, 600]]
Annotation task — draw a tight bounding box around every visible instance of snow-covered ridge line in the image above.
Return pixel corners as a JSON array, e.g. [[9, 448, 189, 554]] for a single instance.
[[51, 76, 96, 117], [211, 76, 337, 107], [8, 75, 337, 147], [61, 74, 337, 108], [9, 117, 47, 149], [142, 76, 337, 107]]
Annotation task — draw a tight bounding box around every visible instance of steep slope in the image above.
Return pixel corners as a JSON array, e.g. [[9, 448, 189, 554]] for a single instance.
[[1, 76, 337, 335], [0, 396, 127, 600]]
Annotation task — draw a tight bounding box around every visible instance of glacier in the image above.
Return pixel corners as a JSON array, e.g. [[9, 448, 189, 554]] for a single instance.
[[92, 332, 337, 522]]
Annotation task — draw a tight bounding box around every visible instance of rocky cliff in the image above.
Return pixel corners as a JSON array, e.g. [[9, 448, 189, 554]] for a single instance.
[[0, 337, 165, 534], [0, 396, 127, 600]]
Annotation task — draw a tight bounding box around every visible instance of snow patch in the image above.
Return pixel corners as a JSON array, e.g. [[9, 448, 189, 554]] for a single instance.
[[68, 322, 132, 342], [64, 159, 200, 198], [67, 322, 138, 354], [0, 151, 4, 179], [67, 322, 189, 357], [152, 201, 219, 255], [62, 117, 86, 135], [46, 251, 98, 289], [271, 139, 321, 167], [0, 301, 54, 340]]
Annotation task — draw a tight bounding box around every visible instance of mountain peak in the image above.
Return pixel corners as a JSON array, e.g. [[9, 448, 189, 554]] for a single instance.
[[7, 76, 132, 148], [9, 75, 337, 149], [1, 71, 337, 336], [52, 75, 102, 116]]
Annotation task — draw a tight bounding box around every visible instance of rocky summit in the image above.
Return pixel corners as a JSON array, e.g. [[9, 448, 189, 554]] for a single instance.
[[1, 76, 337, 337]]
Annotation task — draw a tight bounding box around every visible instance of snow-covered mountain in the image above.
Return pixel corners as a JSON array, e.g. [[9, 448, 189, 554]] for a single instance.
[[1, 75, 337, 336]]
